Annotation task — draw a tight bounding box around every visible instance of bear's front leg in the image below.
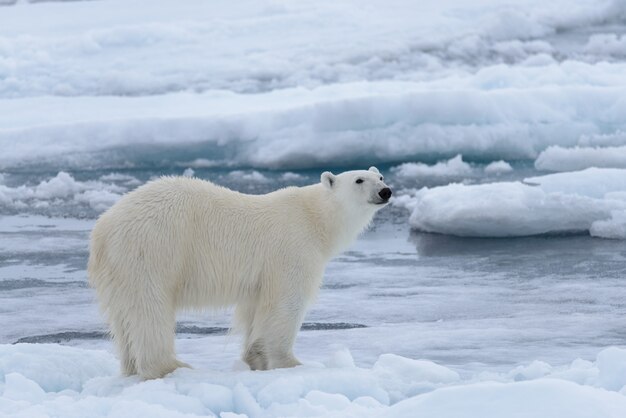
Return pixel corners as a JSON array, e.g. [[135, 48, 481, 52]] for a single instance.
[[242, 292, 308, 370]]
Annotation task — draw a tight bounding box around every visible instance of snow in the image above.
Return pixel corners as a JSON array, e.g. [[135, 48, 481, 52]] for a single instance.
[[389, 379, 626, 418], [227, 170, 270, 183], [2, 343, 626, 417], [590, 210, 626, 240], [0, 0, 620, 98], [535, 145, 626, 171], [484, 160, 513, 174], [400, 168, 626, 238], [2, 76, 626, 170], [0, 172, 125, 216], [280, 172, 306, 182], [584, 34, 626, 58], [2, 0, 626, 416], [391, 155, 473, 180], [0, 0, 625, 170]]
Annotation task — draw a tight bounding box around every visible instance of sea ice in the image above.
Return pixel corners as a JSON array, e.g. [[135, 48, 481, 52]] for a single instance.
[[398, 168, 626, 238], [0, 0, 625, 170], [227, 170, 270, 183], [1, 0, 626, 416], [0, 172, 124, 216], [484, 160, 513, 174], [391, 155, 473, 180], [535, 145, 626, 171], [590, 210, 626, 240], [1, 343, 626, 417]]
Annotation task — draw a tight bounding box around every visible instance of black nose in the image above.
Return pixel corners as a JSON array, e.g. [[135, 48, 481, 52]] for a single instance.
[[379, 187, 392, 200]]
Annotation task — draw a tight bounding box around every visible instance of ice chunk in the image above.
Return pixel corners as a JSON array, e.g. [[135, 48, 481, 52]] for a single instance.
[[0, 171, 125, 216], [2, 373, 46, 403], [74, 189, 123, 212], [232, 384, 263, 417], [176, 382, 234, 415], [99, 173, 141, 186], [584, 34, 626, 58], [484, 160, 513, 174], [391, 155, 473, 179], [596, 347, 626, 391], [374, 354, 460, 385], [507, 360, 552, 381], [256, 377, 306, 408], [590, 210, 626, 239], [404, 168, 626, 238], [227, 170, 269, 183], [535, 145, 626, 172], [388, 379, 626, 418], [0, 344, 116, 392], [34, 172, 81, 199], [325, 347, 356, 369], [523, 168, 626, 199], [305, 390, 351, 410], [280, 172, 306, 182]]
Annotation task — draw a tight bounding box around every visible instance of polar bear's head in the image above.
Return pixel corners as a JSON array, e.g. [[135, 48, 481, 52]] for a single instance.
[[320, 166, 392, 210]]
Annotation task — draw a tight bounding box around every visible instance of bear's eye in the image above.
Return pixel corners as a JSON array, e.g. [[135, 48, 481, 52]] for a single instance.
[[355, 179, 364, 184], [379, 176, 383, 181]]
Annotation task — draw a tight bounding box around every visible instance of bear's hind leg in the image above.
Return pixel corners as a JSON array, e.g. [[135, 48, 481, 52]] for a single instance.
[[244, 338, 269, 370], [109, 313, 137, 376], [125, 290, 183, 379]]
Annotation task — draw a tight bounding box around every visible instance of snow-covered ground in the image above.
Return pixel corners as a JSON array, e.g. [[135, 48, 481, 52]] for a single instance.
[[2, 0, 626, 416], [1, 0, 626, 170], [3, 343, 626, 417]]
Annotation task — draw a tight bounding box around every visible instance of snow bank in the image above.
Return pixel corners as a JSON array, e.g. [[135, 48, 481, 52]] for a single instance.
[[2, 343, 626, 417], [535, 145, 626, 171], [399, 168, 626, 238]]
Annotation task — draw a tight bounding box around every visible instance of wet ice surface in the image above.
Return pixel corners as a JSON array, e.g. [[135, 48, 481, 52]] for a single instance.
[[309, 210, 626, 375], [2, 204, 625, 376]]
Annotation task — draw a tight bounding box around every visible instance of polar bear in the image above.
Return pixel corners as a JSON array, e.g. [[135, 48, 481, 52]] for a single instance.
[[88, 167, 391, 379]]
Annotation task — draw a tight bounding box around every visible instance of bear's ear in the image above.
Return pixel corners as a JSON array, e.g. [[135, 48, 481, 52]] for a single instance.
[[321, 171, 336, 189], [368, 166, 380, 174]]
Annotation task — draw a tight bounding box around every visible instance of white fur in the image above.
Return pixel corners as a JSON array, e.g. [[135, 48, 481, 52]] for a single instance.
[[88, 168, 390, 379]]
